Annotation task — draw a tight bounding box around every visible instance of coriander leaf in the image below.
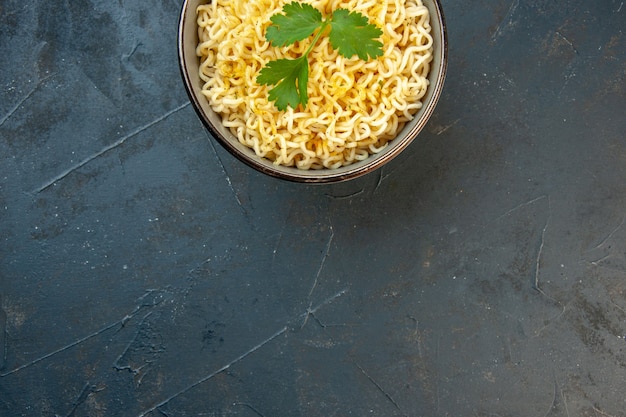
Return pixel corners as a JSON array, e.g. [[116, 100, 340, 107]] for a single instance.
[[259, 4, 383, 110], [329, 9, 383, 61], [266, 2, 323, 47], [257, 57, 309, 111]]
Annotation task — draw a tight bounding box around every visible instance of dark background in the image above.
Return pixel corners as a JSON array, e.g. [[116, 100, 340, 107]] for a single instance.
[[1, 0, 625, 416]]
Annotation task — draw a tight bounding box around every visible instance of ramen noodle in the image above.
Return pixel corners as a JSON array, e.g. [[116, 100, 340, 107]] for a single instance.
[[196, 0, 433, 169]]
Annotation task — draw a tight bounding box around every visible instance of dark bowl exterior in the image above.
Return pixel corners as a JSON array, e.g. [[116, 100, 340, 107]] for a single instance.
[[178, 0, 447, 183]]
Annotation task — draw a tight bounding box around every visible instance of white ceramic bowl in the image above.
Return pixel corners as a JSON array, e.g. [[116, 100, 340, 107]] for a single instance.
[[178, 0, 447, 183]]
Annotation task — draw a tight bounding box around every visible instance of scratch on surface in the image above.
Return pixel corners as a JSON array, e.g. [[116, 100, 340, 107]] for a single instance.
[[1, 318, 121, 377], [0, 289, 165, 378], [32, 101, 191, 194], [542, 377, 558, 417], [563, 389, 571, 417], [435, 118, 461, 135], [555, 31, 579, 55], [586, 263, 626, 275], [300, 300, 315, 329], [557, 68, 577, 99], [356, 363, 406, 416], [308, 289, 348, 316], [137, 285, 347, 415], [610, 301, 626, 315], [64, 382, 104, 417], [123, 42, 143, 61], [593, 405, 619, 417], [617, 2, 624, 12], [320, 288, 348, 310], [589, 253, 611, 266], [374, 169, 385, 193], [491, 0, 520, 43], [308, 226, 335, 298], [271, 201, 293, 268], [1, 296, 7, 370], [112, 312, 155, 376], [496, 195, 547, 221], [533, 196, 553, 299], [272, 223, 286, 258], [0, 73, 54, 128], [561, 378, 571, 417], [137, 326, 288, 417], [233, 403, 266, 417], [301, 288, 350, 329], [532, 300, 571, 338], [591, 215, 625, 250], [325, 189, 364, 199], [206, 133, 247, 216], [541, 375, 570, 417], [272, 227, 285, 259]]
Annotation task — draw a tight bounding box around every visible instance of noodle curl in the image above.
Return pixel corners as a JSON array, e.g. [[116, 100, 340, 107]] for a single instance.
[[197, 0, 433, 169]]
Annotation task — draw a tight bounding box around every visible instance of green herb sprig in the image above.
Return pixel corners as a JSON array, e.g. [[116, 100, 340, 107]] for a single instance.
[[256, 2, 383, 111]]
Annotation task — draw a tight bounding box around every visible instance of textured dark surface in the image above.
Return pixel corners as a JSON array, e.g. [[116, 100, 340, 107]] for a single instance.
[[1, 0, 625, 416]]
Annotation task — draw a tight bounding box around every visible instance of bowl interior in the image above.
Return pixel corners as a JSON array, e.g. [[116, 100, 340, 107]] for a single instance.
[[178, 0, 447, 183]]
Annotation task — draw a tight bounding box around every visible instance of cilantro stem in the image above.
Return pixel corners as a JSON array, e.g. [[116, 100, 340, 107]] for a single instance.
[[303, 19, 330, 59], [258, 3, 383, 110]]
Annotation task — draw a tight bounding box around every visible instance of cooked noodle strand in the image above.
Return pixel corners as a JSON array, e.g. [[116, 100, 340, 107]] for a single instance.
[[197, 0, 433, 169]]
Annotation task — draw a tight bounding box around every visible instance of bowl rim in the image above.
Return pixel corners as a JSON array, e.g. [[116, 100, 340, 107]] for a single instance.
[[178, 0, 448, 183]]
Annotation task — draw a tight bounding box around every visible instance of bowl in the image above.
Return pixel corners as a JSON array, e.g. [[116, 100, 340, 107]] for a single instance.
[[178, 0, 447, 183]]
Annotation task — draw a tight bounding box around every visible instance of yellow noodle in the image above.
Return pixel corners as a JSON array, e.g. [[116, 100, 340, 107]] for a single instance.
[[197, 0, 433, 169]]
